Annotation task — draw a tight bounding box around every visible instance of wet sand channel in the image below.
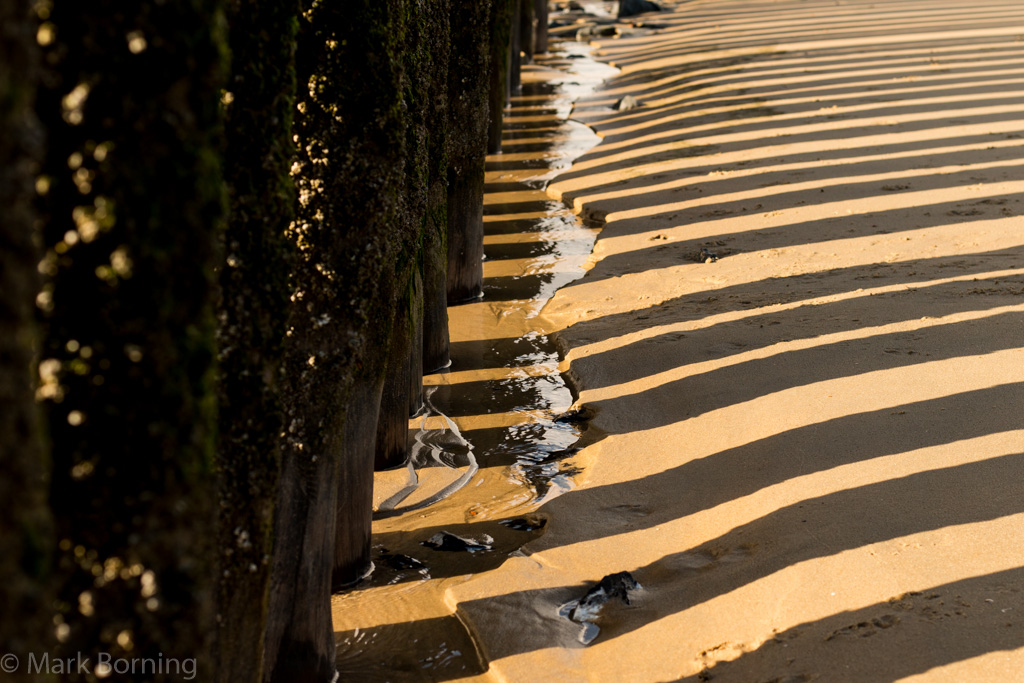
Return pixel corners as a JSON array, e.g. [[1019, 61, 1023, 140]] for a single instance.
[[331, 41, 617, 681]]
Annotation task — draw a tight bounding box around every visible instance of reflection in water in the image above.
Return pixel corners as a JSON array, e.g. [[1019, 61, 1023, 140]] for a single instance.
[[387, 40, 618, 516], [375, 387, 478, 518], [332, 41, 618, 681]]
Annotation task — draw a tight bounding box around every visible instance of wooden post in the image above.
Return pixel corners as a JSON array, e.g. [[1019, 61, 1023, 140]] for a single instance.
[[487, 0, 515, 154], [217, 1, 299, 680], [423, 0, 453, 371], [510, 0, 524, 95], [375, 0, 455, 471], [0, 1, 55, 672], [264, 0, 408, 677], [333, 380, 384, 589], [447, 0, 494, 303], [375, 297, 414, 470], [35, 1, 225, 678], [535, 0, 549, 54], [520, 0, 536, 64]]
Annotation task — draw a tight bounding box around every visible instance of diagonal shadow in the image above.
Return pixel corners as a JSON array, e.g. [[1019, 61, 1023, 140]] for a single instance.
[[560, 248, 1024, 347], [561, 200, 1024, 283], [578, 78, 1024, 155], [554, 153, 1024, 225], [445, 310, 1024, 421], [668, 566, 1024, 682], [546, 106, 1024, 181], [369, 382, 1024, 586], [579, 295, 1024, 393], [457, 450, 1024, 660], [551, 130, 1024, 203]]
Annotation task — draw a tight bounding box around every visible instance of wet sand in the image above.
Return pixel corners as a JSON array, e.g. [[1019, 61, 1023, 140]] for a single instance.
[[337, 2, 1024, 680], [331, 42, 617, 681]]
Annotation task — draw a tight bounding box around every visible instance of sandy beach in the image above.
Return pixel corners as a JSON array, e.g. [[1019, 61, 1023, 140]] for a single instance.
[[337, 1, 1024, 680]]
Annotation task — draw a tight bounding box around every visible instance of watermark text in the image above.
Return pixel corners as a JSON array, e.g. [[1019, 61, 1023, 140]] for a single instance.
[[1, 651, 196, 680]]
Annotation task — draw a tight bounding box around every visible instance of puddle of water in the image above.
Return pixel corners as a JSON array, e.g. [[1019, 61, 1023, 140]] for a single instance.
[[332, 40, 618, 680], [335, 613, 487, 682]]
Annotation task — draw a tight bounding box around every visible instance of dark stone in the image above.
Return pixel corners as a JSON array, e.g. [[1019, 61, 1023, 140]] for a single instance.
[[423, 531, 495, 552], [500, 517, 548, 531], [382, 553, 427, 570], [618, 0, 662, 17], [698, 248, 720, 263], [571, 571, 642, 622]]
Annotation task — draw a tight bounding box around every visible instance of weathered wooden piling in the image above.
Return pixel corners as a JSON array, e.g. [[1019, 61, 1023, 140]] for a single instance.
[[487, 0, 516, 154], [375, 0, 455, 471], [34, 1, 225, 678], [263, 0, 408, 677], [423, 0, 454, 372], [534, 0, 549, 54], [0, 2, 55, 673], [5, 0, 541, 678], [520, 0, 536, 64], [510, 0, 524, 95], [447, 0, 494, 302], [216, 1, 299, 681], [375, 306, 415, 471]]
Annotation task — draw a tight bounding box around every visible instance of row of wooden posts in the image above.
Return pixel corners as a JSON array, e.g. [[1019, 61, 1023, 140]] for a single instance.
[[0, 1, 550, 681]]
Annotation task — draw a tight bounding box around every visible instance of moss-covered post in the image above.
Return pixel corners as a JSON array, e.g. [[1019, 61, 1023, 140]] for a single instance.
[[0, 3, 55, 676], [422, 0, 452, 373], [487, 0, 515, 154], [534, 0, 549, 54], [216, 1, 299, 681], [447, 0, 493, 303], [262, 0, 407, 676], [34, 0, 225, 678], [376, 0, 455, 470], [327, 0, 408, 582], [375, 0, 422, 471]]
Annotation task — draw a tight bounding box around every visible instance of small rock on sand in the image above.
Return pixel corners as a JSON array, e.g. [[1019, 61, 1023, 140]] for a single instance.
[[422, 531, 494, 552], [619, 0, 662, 18]]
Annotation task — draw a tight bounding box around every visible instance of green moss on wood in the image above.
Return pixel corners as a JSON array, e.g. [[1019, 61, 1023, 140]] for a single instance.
[[263, 0, 409, 676], [377, 0, 456, 470], [216, 1, 299, 681]]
